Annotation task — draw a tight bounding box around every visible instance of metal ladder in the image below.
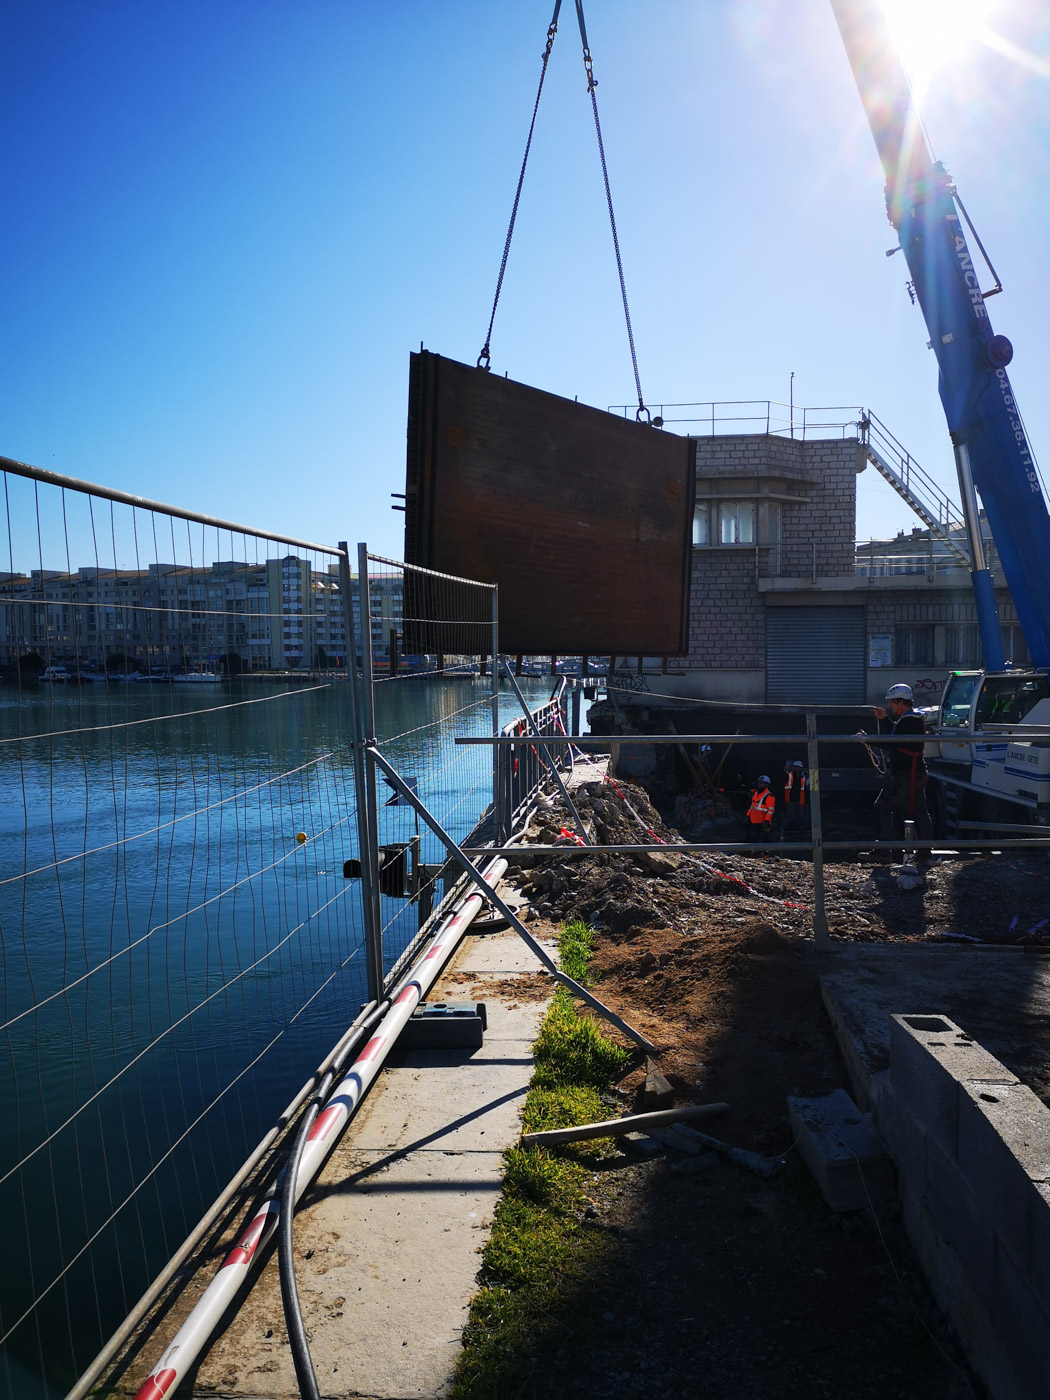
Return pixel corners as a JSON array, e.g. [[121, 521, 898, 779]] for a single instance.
[[858, 412, 971, 566]]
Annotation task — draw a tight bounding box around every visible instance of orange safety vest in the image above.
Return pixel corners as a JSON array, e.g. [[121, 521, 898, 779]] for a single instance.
[[748, 788, 775, 825], [784, 770, 807, 807]]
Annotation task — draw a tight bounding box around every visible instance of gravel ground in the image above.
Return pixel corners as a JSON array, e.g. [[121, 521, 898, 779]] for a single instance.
[[484, 771, 1050, 1398]]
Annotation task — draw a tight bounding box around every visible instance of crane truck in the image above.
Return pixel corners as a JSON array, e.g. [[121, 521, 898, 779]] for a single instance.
[[831, 0, 1050, 829]]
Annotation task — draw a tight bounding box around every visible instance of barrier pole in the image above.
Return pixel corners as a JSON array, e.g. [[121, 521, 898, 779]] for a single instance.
[[368, 745, 654, 1051], [498, 660, 592, 845], [806, 711, 829, 948], [340, 542, 383, 1003]]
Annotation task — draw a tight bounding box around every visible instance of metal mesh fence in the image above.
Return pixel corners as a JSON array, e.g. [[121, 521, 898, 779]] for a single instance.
[[359, 551, 557, 976], [0, 462, 369, 1399]]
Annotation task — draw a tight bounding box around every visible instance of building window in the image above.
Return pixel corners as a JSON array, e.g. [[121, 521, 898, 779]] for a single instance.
[[944, 624, 980, 667], [719, 501, 755, 545], [692, 504, 710, 546], [1003, 624, 1031, 668], [895, 624, 935, 666]]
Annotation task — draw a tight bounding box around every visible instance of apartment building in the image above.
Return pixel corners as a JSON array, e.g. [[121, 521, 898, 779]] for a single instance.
[[0, 557, 408, 674]]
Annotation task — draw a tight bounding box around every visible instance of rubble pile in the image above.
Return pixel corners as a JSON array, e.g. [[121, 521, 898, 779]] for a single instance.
[[506, 772, 1050, 948], [508, 776, 809, 938]]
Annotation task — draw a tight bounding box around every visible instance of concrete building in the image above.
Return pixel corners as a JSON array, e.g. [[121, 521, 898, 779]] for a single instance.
[[647, 418, 1027, 707]]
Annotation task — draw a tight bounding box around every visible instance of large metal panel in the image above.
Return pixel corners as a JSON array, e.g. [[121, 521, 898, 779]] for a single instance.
[[403, 351, 694, 655], [766, 606, 866, 705]]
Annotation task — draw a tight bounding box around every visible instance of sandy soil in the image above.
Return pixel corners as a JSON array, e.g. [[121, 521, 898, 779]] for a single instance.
[[490, 773, 1044, 1398]]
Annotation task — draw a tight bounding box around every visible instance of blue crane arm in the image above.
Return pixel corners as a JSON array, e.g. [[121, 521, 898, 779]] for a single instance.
[[830, 0, 1050, 670]]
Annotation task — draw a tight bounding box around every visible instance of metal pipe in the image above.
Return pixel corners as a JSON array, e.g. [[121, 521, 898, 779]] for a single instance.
[[0, 453, 342, 557], [806, 711, 829, 948], [463, 838, 1050, 855], [368, 746, 654, 1051], [455, 729, 1050, 744], [498, 660, 593, 843], [64, 1000, 381, 1400], [340, 542, 383, 1004], [357, 544, 384, 998], [128, 857, 508, 1400], [491, 586, 501, 837], [278, 1000, 392, 1400]]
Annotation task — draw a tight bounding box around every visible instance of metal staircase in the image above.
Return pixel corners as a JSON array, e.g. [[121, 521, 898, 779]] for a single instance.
[[858, 411, 971, 566]]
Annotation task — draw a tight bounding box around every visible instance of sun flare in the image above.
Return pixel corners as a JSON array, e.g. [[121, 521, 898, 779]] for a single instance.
[[881, 0, 999, 91]]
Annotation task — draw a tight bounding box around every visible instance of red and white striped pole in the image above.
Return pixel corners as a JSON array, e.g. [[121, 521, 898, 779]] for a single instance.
[[132, 857, 507, 1400]]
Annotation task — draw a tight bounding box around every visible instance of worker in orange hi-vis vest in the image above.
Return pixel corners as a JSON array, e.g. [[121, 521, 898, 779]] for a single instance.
[[779, 759, 809, 845], [746, 774, 775, 843]]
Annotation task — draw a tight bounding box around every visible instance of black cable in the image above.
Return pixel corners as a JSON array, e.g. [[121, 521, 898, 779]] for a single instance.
[[477, 1, 562, 370], [277, 1001, 389, 1399], [575, 0, 647, 420]]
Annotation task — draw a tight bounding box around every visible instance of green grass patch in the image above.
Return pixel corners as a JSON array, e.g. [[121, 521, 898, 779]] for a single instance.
[[449, 921, 630, 1399]]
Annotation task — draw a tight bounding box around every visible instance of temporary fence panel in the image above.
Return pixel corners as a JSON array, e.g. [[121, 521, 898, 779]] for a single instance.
[[765, 606, 866, 705], [357, 550, 558, 977], [494, 684, 571, 844], [0, 460, 371, 1400]]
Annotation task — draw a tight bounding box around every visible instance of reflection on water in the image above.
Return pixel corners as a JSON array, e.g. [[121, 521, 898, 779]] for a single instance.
[[0, 673, 552, 1397]]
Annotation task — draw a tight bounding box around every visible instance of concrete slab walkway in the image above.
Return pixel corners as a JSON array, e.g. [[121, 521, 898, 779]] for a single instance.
[[119, 916, 556, 1400]]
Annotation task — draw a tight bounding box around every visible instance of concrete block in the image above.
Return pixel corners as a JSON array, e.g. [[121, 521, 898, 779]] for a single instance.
[[875, 1087, 927, 1193], [888, 1013, 1018, 1160], [990, 1237, 1050, 1399], [788, 1089, 896, 1213], [399, 1001, 486, 1049], [643, 1060, 674, 1110], [670, 1151, 719, 1176], [1034, 1184, 1050, 1314], [922, 1127, 996, 1284], [957, 1079, 1050, 1277]]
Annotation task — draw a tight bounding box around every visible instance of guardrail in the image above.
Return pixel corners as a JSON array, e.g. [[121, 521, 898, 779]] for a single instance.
[[493, 678, 570, 843], [457, 723, 1050, 949], [606, 399, 864, 440]]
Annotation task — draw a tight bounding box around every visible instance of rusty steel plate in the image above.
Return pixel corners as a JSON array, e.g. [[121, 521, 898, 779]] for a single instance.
[[403, 351, 694, 655]]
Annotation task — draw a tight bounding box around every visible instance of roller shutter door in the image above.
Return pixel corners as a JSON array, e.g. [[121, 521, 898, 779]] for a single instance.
[[766, 606, 866, 705]]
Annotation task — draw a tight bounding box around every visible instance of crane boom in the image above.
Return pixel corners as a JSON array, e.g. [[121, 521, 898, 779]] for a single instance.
[[830, 0, 1050, 671]]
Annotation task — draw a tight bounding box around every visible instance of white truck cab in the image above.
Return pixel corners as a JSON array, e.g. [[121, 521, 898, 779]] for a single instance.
[[931, 670, 1050, 810]]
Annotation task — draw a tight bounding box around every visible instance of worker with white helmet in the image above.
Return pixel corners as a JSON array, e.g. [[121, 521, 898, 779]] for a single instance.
[[860, 683, 932, 862]]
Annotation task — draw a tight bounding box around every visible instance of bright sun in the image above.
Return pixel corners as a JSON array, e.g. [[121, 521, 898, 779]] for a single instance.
[[881, 0, 999, 91]]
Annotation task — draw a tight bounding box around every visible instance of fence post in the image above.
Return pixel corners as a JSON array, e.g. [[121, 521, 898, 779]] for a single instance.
[[491, 586, 500, 841], [570, 681, 582, 737], [806, 710, 829, 949], [357, 542, 386, 998], [338, 542, 384, 1005]]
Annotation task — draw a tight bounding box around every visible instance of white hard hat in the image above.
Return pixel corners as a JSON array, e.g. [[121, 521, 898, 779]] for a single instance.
[[757, 774, 770, 786], [885, 683, 913, 702]]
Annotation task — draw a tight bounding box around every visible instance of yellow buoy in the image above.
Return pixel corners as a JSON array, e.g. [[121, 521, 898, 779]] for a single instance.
[[296, 832, 308, 844]]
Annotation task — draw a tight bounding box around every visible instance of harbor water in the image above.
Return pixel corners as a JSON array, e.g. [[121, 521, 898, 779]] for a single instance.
[[0, 672, 552, 1399]]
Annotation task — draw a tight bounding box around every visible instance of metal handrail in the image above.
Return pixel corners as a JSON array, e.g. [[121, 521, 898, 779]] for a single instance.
[[605, 399, 865, 440], [0, 453, 345, 557]]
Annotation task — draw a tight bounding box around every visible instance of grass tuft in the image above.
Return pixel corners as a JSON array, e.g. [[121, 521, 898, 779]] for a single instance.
[[449, 920, 628, 1399]]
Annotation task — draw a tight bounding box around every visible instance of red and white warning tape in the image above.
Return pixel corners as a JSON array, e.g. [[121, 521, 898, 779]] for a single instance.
[[132, 857, 507, 1400], [602, 773, 807, 911]]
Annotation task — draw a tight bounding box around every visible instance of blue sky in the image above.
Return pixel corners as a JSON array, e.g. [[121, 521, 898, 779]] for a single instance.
[[2, 0, 1048, 565]]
